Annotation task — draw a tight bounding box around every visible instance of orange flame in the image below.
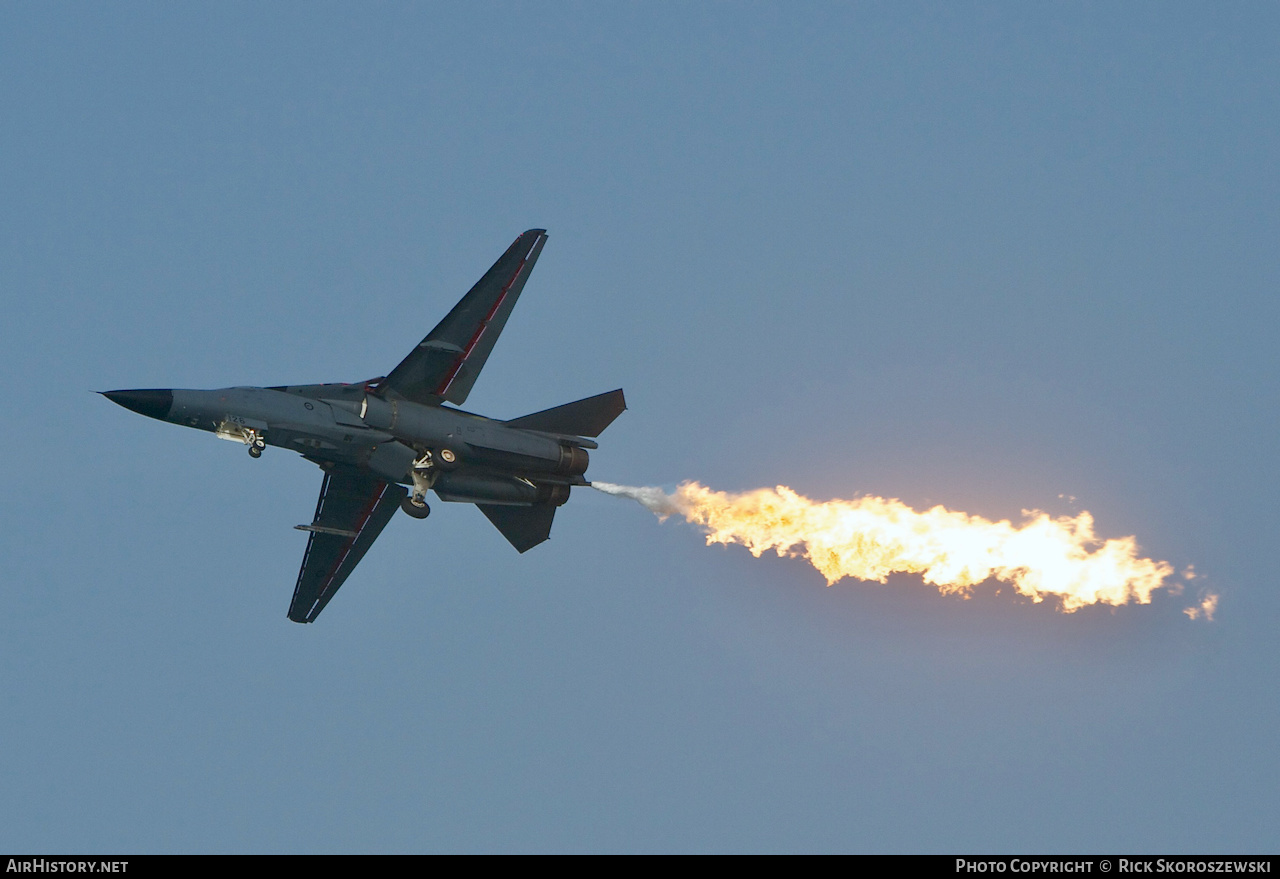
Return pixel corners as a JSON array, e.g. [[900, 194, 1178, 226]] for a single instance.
[[595, 481, 1211, 615]]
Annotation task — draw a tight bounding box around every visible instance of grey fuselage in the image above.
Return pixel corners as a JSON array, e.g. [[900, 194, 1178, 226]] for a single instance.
[[132, 384, 591, 506]]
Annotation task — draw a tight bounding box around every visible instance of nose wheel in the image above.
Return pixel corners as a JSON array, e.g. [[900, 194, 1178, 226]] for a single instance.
[[247, 434, 266, 458]]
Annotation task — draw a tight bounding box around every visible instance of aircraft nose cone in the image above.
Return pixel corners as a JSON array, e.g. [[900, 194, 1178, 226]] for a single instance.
[[102, 389, 174, 420]]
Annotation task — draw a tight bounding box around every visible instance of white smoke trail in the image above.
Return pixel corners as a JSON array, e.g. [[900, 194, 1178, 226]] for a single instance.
[[593, 480, 1213, 618], [591, 481, 682, 518]]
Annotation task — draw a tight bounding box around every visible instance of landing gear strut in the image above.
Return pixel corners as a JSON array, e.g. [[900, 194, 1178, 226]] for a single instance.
[[403, 450, 438, 519]]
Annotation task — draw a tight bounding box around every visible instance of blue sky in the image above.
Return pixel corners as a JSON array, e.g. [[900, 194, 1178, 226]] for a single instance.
[[2, 3, 1277, 852]]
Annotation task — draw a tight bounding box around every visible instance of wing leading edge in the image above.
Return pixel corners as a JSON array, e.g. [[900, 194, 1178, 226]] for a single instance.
[[379, 229, 548, 407], [289, 468, 406, 623]]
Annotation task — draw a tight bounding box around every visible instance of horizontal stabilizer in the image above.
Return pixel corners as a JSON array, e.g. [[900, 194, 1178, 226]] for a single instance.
[[505, 389, 626, 438], [477, 503, 557, 553]]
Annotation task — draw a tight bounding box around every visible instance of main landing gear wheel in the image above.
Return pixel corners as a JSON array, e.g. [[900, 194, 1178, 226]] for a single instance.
[[400, 496, 431, 519]]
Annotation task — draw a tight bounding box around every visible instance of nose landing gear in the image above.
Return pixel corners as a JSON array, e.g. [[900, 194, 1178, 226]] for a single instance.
[[216, 420, 269, 458], [247, 432, 267, 458]]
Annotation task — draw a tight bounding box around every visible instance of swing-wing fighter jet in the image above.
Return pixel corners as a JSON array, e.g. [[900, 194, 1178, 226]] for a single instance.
[[104, 230, 625, 623]]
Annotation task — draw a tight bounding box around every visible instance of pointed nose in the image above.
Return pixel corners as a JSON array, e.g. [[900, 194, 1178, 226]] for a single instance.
[[102, 389, 174, 421]]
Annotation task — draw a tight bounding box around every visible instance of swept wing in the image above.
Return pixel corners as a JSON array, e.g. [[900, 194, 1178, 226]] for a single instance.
[[289, 468, 406, 623], [379, 229, 548, 406]]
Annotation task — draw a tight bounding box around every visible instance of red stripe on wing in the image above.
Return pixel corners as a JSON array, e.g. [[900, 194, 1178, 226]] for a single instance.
[[309, 481, 388, 617], [431, 252, 531, 399]]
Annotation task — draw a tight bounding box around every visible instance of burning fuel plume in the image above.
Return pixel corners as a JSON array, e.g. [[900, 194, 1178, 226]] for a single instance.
[[593, 481, 1212, 617]]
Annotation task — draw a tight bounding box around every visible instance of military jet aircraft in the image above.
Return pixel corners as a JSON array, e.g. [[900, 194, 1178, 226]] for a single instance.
[[103, 229, 625, 623]]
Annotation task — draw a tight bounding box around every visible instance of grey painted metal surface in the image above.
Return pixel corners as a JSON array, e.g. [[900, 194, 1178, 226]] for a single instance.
[[103, 230, 625, 623]]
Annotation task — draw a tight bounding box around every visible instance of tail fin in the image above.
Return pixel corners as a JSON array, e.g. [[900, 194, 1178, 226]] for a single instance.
[[505, 389, 626, 438]]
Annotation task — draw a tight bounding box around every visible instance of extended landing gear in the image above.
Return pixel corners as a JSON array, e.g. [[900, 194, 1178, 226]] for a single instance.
[[403, 450, 438, 520], [400, 495, 431, 519], [216, 420, 268, 458]]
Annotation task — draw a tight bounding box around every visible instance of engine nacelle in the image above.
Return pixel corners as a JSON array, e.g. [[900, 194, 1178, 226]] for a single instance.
[[433, 472, 571, 507]]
